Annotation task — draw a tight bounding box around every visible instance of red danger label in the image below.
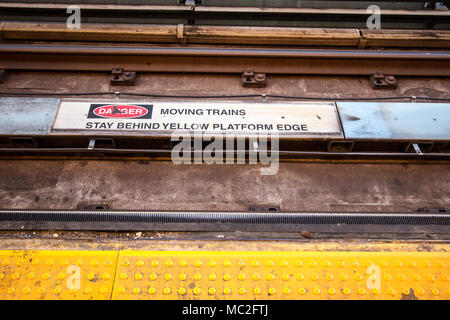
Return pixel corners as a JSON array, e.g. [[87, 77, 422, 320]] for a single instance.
[[88, 104, 153, 119]]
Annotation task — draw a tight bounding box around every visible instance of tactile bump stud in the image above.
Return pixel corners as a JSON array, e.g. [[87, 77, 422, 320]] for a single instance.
[[178, 288, 186, 295], [87, 273, 95, 280], [179, 274, 187, 281], [90, 260, 98, 267], [253, 288, 261, 295], [163, 287, 172, 295], [326, 273, 334, 281], [99, 287, 108, 294], [209, 274, 217, 281], [388, 288, 395, 295], [133, 287, 141, 295], [84, 287, 93, 294], [208, 287, 216, 295], [42, 272, 50, 280], [149, 273, 157, 281], [398, 274, 406, 281], [164, 273, 172, 281], [296, 274, 304, 281], [372, 288, 380, 295], [76, 259, 83, 266], [180, 260, 188, 267], [338, 261, 345, 267], [417, 288, 425, 296], [6, 287, 15, 294], [151, 260, 159, 267], [357, 288, 366, 295], [298, 288, 306, 295], [16, 260, 24, 266], [194, 273, 202, 281], [122, 259, 130, 266], [282, 274, 290, 281], [313, 288, 321, 295], [266, 260, 274, 267], [402, 288, 410, 295], [252, 273, 261, 281], [166, 260, 174, 267], [23, 287, 31, 295], [1, 260, 9, 266], [268, 288, 276, 295], [193, 288, 201, 295], [224, 288, 232, 295], [59, 259, 67, 266], [323, 261, 331, 267], [343, 288, 351, 295], [104, 259, 112, 266], [223, 260, 231, 267], [328, 288, 336, 295], [295, 260, 303, 267], [0, 273, 4, 280], [120, 273, 128, 280], [432, 288, 440, 296], [38, 287, 46, 295], [148, 288, 156, 295], [57, 272, 65, 280], [102, 273, 111, 280], [223, 274, 231, 281], [238, 288, 246, 295], [238, 273, 246, 281], [310, 261, 318, 267], [384, 274, 392, 281], [252, 261, 260, 267], [283, 287, 292, 295], [340, 274, 348, 281], [11, 273, 20, 280], [194, 260, 202, 267], [413, 274, 421, 281], [209, 260, 217, 267], [136, 260, 144, 267], [311, 274, 319, 281], [238, 260, 246, 267], [442, 275, 449, 282], [135, 273, 143, 280]]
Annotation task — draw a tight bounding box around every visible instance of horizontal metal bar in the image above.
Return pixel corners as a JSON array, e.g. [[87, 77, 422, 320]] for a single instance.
[[0, 45, 449, 76], [0, 147, 449, 158]]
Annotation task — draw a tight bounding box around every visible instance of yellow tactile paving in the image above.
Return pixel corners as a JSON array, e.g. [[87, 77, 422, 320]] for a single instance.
[[1, 249, 450, 299], [0, 250, 118, 300], [112, 251, 450, 300]]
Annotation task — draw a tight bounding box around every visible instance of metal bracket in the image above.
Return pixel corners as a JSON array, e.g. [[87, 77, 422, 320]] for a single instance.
[[370, 72, 397, 89], [327, 141, 354, 152], [249, 205, 281, 212], [88, 138, 115, 150], [110, 67, 136, 85], [404, 142, 434, 154], [178, 0, 202, 6], [242, 69, 266, 88]]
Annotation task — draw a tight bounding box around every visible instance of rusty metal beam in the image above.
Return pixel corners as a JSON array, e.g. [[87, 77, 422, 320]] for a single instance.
[[0, 45, 449, 76]]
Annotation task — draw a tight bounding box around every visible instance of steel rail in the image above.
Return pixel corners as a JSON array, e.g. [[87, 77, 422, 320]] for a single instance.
[[1, 44, 450, 76], [0, 3, 448, 27], [0, 147, 449, 158]]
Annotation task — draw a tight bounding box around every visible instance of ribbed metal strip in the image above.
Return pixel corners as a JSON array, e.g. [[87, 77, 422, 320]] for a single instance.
[[0, 211, 449, 225]]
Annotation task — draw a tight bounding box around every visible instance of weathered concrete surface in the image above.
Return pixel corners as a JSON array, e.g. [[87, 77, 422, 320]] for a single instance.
[[0, 160, 448, 212]]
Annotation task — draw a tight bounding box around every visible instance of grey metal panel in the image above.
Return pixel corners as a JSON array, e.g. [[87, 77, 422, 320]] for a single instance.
[[337, 102, 450, 141], [0, 98, 60, 135]]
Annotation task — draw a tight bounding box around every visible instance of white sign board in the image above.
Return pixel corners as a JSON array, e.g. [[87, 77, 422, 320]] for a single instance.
[[52, 100, 343, 138]]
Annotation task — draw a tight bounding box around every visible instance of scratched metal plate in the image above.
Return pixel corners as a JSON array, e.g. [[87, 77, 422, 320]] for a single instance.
[[337, 102, 450, 141], [0, 98, 60, 135]]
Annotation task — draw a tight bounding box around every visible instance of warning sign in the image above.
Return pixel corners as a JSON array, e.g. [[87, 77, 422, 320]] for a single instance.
[[52, 100, 343, 138]]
